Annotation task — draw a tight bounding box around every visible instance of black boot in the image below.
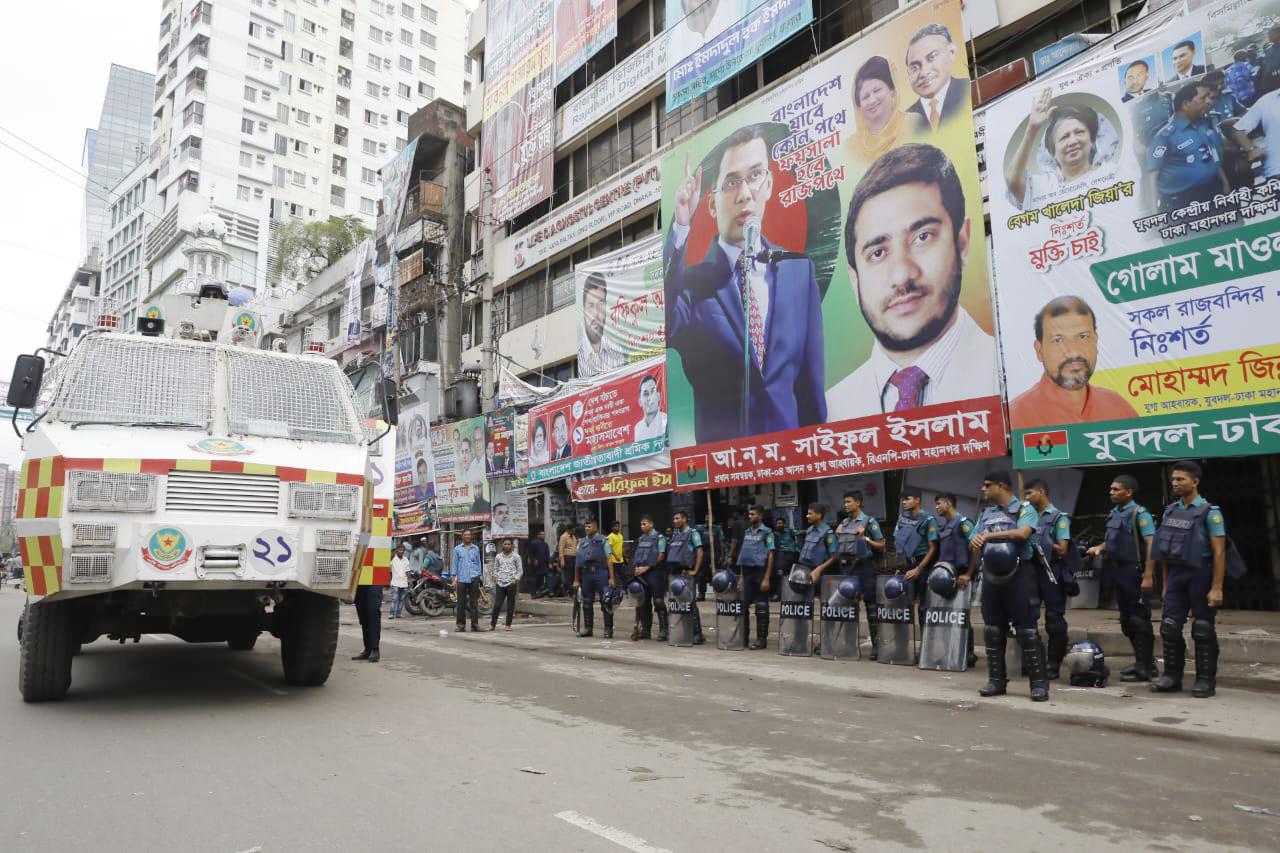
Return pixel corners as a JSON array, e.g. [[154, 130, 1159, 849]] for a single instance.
[[865, 600, 879, 662], [1046, 628, 1068, 681], [655, 607, 669, 643], [1151, 619, 1184, 693], [749, 606, 769, 650], [577, 604, 594, 638], [979, 625, 1008, 697], [352, 650, 371, 660], [1018, 628, 1050, 702], [1191, 619, 1217, 698], [1122, 616, 1157, 682], [637, 604, 653, 640], [966, 624, 977, 669], [691, 606, 705, 644], [602, 605, 614, 640]]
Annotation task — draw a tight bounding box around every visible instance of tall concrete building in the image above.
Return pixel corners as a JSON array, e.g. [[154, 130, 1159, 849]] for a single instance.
[[80, 65, 155, 260]]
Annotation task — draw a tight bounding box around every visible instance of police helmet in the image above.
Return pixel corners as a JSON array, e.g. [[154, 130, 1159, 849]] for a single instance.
[[625, 578, 647, 607], [603, 585, 625, 607], [927, 562, 958, 598], [711, 569, 737, 595], [669, 576, 689, 598], [981, 541, 1020, 586], [883, 574, 908, 600], [826, 576, 861, 608], [1065, 640, 1109, 687], [787, 566, 813, 594]]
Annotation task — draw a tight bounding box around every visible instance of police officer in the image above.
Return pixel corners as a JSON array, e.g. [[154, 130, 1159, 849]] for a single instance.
[[737, 505, 776, 650], [667, 510, 706, 645], [1085, 474, 1158, 681], [1024, 479, 1072, 680], [835, 491, 885, 659], [895, 488, 939, 634], [772, 515, 799, 601], [799, 503, 838, 585], [968, 469, 1049, 702], [630, 515, 668, 642], [573, 518, 615, 639], [933, 492, 976, 668], [1148, 461, 1227, 698], [1146, 82, 1229, 212]]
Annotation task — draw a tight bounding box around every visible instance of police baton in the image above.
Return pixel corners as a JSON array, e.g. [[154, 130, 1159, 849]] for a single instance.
[[1032, 544, 1058, 585]]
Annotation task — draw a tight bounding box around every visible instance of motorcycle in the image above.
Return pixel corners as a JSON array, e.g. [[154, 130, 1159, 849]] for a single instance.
[[405, 568, 452, 618]]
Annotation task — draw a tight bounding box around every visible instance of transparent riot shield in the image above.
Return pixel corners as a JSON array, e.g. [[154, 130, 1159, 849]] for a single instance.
[[1066, 557, 1101, 610], [778, 580, 814, 657], [666, 575, 696, 647], [875, 575, 915, 664], [819, 575, 861, 661], [919, 585, 972, 672], [715, 588, 746, 650]]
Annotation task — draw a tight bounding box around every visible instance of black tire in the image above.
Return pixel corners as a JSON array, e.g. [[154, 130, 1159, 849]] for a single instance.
[[423, 596, 445, 618], [228, 632, 259, 651], [403, 590, 424, 617], [476, 585, 494, 617], [280, 593, 338, 686], [19, 600, 74, 702]]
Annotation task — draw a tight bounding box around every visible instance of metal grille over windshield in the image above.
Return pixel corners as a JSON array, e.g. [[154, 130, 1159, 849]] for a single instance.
[[50, 335, 214, 427], [225, 351, 361, 443]]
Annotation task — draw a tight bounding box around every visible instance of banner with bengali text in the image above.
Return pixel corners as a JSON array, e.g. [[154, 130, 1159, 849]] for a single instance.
[[431, 416, 493, 522], [393, 397, 436, 536], [574, 234, 665, 378], [554, 0, 616, 84], [569, 451, 672, 501]]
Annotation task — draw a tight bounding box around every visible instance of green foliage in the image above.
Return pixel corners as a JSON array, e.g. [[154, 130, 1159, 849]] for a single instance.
[[275, 215, 371, 282]]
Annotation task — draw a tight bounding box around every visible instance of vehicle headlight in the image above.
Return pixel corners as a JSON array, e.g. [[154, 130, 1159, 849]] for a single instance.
[[288, 482, 359, 520], [68, 471, 157, 513]]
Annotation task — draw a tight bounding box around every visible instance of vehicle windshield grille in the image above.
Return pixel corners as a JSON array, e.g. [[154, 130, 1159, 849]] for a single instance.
[[225, 350, 361, 444], [50, 335, 214, 427]]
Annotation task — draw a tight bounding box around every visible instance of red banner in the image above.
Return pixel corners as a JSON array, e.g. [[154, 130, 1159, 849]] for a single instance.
[[569, 452, 672, 501], [671, 397, 1007, 491]]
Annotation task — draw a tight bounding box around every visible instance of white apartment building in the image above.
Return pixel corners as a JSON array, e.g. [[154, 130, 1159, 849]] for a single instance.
[[100, 159, 153, 330], [143, 0, 474, 310]]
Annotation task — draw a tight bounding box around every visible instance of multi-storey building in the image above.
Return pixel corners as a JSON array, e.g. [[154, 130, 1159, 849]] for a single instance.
[[80, 64, 154, 260], [100, 159, 153, 330], [44, 255, 102, 381]]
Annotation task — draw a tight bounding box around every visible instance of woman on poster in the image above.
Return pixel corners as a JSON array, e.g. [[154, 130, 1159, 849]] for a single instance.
[[1005, 89, 1114, 210]]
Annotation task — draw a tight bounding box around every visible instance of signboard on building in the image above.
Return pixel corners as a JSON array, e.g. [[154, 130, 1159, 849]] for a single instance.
[[527, 358, 668, 483], [662, 0, 1004, 491], [559, 32, 667, 144], [485, 408, 517, 477], [985, 0, 1280, 467], [488, 477, 530, 538], [1032, 34, 1094, 76], [431, 416, 493, 521], [573, 234, 665, 378], [394, 397, 436, 536], [569, 450, 672, 501], [554, 0, 617, 84]]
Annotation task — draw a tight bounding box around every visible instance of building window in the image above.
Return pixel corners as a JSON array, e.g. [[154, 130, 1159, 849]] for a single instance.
[[396, 109, 409, 124], [362, 139, 378, 155], [296, 109, 311, 125], [421, 31, 436, 49], [241, 117, 256, 134], [369, 26, 384, 41], [182, 101, 205, 127], [418, 82, 434, 98], [401, 2, 415, 18], [398, 82, 411, 98], [244, 85, 257, 102], [292, 170, 306, 187], [361, 166, 377, 184], [364, 108, 378, 125], [237, 185, 251, 202], [368, 52, 382, 70], [360, 197, 376, 215], [249, 22, 264, 37], [400, 29, 413, 45], [300, 47, 315, 64], [421, 5, 438, 24], [399, 55, 413, 72], [419, 56, 435, 74], [239, 151, 253, 167]]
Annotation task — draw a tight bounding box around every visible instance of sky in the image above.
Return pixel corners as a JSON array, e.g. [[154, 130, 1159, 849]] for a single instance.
[[0, 2, 156, 467]]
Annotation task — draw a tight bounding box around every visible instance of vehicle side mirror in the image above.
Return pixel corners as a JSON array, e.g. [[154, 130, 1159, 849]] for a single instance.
[[381, 377, 399, 425], [6, 355, 45, 409]]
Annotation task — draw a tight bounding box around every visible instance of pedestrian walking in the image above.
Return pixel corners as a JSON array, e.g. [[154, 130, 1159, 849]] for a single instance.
[[388, 543, 411, 619], [453, 529, 483, 632], [489, 539, 523, 631], [557, 524, 579, 598]]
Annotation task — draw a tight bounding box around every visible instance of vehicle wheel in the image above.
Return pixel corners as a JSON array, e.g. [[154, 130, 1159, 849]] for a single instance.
[[423, 596, 445, 618], [16, 611, 23, 644], [280, 593, 338, 687], [476, 585, 494, 617], [228, 632, 259, 651], [19, 600, 74, 702], [403, 592, 424, 617]]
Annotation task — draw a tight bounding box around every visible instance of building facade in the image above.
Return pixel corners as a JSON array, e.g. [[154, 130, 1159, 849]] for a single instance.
[[80, 64, 154, 261]]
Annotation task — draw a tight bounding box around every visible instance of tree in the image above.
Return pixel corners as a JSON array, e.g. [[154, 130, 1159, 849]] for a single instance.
[[275, 216, 371, 283]]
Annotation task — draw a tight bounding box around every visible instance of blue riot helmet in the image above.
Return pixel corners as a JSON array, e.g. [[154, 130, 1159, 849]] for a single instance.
[[1065, 640, 1109, 687], [603, 585, 625, 607], [669, 576, 689, 598], [711, 569, 737, 595], [625, 578, 647, 607], [981, 541, 1020, 586], [883, 574, 908, 600], [927, 562, 958, 598], [826, 576, 861, 608], [787, 566, 813, 594]]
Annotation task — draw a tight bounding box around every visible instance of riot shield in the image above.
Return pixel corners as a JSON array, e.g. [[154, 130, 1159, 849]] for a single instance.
[[819, 575, 861, 661], [778, 580, 814, 657], [666, 575, 696, 647], [875, 575, 915, 664], [715, 588, 746, 650], [919, 585, 972, 671], [1067, 557, 1101, 609]]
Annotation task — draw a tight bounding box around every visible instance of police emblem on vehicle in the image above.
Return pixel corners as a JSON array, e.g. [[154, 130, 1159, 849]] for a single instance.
[[142, 527, 192, 571], [190, 437, 254, 456]]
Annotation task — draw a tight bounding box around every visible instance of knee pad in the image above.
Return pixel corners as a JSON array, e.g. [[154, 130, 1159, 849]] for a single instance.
[[1160, 618, 1183, 641], [754, 601, 769, 617], [1191, 619, 1215, 642], [983, 623, 1006, 645], [1126, 615, 1152, 635], [1045, 611, 1068, 635], [1015, 627, 1040, 648]]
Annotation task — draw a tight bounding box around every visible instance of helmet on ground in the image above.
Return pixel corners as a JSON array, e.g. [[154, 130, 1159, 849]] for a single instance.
[[928, 562, 958, 598], [625, 578, 647, 607], [1065, 639, 1109, 687], [711, 569, 737, 595], [883, 574, 908, 600], [787, 566, 813, 594], [826, 576, 861, 608], [981, 541, 1020, 586], [669, 576, 689, 598]]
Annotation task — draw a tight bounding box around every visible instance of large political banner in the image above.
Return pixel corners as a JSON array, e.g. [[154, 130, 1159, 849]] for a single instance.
[[554, 0, 616, 84], [987, 0, 1280, 468], [488, 478, 530, 539], [527, 359, 668, 483], [485, 408, 517, 478], [665, 0, 812, 111], [482, 0, 555, 223], [569, 451, 673, 501], [431, 417, 492, 522], [574, 234, 665, 378], [663, 0, 1004, 491], [394, 398, 436, 536]]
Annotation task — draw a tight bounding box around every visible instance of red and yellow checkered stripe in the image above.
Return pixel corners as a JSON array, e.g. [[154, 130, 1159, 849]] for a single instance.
[[63, 457, 364, 485], [355, 497, 393, 587], [17, 457, 66, 519], [19, 534, 63, 596]]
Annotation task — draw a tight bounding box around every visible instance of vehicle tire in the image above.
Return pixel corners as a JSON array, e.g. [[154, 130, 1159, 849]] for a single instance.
[[280, 593, 338, 687], [403, 591, 424, 617], [423, 595, 445, 618], [228, 632, 259, 651], [17, 611, 24, 644], [19, 600, 74, 702], [476, 585, 494, 617]]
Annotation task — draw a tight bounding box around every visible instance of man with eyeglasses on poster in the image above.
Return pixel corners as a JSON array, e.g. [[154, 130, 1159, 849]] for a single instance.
[[665, 125, 827, 444]]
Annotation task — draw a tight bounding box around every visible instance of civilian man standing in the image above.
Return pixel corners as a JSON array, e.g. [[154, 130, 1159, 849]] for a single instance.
[[528, 529, 553, 597], [452, 529, 483, 633]]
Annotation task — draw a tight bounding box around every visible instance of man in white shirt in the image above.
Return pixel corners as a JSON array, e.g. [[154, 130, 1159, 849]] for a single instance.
[[826, 143, 997, 421], [1230, 89, 1280, 177], [578, 272, 628, 377], [667, 0, 740, 70], [388, 544, 411, 620], [633, 373, 668, 442]]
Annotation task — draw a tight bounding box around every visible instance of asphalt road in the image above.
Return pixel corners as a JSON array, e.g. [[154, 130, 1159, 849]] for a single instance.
[[1, 591, 1278, 853]]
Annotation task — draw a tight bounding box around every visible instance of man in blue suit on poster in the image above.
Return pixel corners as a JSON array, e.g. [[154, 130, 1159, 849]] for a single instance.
[[665, 125, 827, 444]]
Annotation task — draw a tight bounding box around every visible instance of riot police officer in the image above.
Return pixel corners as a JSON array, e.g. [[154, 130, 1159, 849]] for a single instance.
[[835, 491, 885, 659], [933, 492, 976, 667], [772, 515, 799, 601], [574, 518, 615, 639], [630, 515, 668, 642], [1085, 475, 1158, 681], [737, 505, 776, 650], [895, 488, 939, 633], [667, 510, 706, 645], [798, 503, 838, 584], [968, 469, 1049, 702], [1024, 479, 1072, 680], [1148, 461, 1227, 698]]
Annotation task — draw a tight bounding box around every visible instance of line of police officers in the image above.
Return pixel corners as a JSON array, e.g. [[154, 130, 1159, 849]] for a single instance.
[[568, 460, 1229, 701]]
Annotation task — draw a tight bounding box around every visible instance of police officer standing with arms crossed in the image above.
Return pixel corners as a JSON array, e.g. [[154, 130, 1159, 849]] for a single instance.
[[630, 515, 668, 642], [1148, 461, 1227, 698], [933, 492, 976, 668], [574, 518, 616, 639], [1024, 479, 1073, 680], [895, 488, 939, 638], [736, 505, 776, 650], [835, 491, 885, 659], [667, 510, 706, 645], [1085, 474, 1159, 681], [968, 469, 1051, 702]]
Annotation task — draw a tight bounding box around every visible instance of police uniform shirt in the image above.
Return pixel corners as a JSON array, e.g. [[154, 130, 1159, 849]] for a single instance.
[[1168, 495, 1227, 561], [736, 523, 775, 568], [801, 523, 838, 565], [837, 512, 884, 552], [578, 533, 609, 568], [635, 533, 667, 566], [954, 516, 976, 545], [671, 527, 704, 569], [979, 499, 1039, 559], [898, 510, 939, 558], [1111, 500, 1156, 540], [1042, 503, 1072, 546], [1145, 115, 1223, 195], [775, 526, 798, 553]]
